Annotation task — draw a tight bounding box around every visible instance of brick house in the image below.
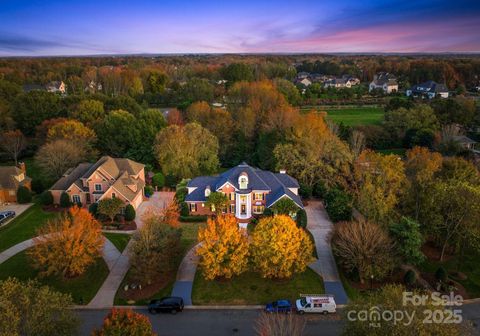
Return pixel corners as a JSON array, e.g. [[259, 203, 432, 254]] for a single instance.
[[0, 163, 31, 204], [50, 156, 145, 210], [185, 163, 303, 227]]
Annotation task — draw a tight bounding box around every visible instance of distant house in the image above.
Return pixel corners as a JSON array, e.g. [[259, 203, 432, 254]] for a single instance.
[[85, 80, 102, 93], [369, 72, 398, 93], [185, 162, 303, 227], [50, 156, 145, 210], [296, 77, 312, 87], [453, 135, 477, 150], [45, 81, 66, 94], [0, 163, 31, 204], [296, 72, 310, 79], [406, 80, 449, 99]]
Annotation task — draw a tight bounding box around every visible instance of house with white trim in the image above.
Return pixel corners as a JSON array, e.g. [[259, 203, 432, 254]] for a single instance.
[[184, 162, 303, 227], [369, 72, 398, 93], [49, 156, 145, 210]]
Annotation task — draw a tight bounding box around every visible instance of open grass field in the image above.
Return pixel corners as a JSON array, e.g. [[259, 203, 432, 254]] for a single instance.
[[0, 203, 57, 253], [0, 250, 109, 304], [192, 268, 324, 305], [323, 107, 384, 126]]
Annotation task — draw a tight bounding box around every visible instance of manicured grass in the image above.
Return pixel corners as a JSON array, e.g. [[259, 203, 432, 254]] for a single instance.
[[0, 203, 57, 253], [322, 107, 384, 126], [375, 148, 407, 156], [103, 232, 131, 252], [192, 268, 324, 305], [0, 250, 109, 304], [180, 222, 205, 251], [419, 251, 480, 299]]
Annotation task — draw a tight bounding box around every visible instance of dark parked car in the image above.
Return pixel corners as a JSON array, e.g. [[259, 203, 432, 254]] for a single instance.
[[148, 297, 184, 314], [265, 299, 293, 313], [0, 211, 15, 224]]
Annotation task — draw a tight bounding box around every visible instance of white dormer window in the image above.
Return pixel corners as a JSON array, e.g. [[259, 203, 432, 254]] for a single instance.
[[238, 173, 248, 189], [205, 186, 211, 197]]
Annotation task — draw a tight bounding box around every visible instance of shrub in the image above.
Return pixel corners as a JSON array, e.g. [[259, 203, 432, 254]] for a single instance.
[[124, 204, 136, 221], [324, 188, 352, 222], [76, 202, 83, 208], [435, 267, 448, 283], [40, 190, 54, 206], [152, 172, 165, 189], [175, 187, 188, 202], [180, 201, 189, 216], [92, 309, 155, 336], [404, 270, 416, 286], [144, 185, 154, 197], [262, 207, 274, 217], [271, 197, 298, 216], [296, 209, 307, 228], [60, 192, 71, 208], [31, 179, 45, 194], [16, 186, 32, 204], [179, 215, 208, 222], [89, 203, 98, 217]]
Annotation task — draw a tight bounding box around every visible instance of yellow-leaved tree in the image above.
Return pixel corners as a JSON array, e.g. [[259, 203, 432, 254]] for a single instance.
[[196, 215, 249, 280], [28, 206, 104, 278], [250, 215, 314, 279]]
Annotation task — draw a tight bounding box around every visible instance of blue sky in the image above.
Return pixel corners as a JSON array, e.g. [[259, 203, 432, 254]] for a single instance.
[[0, 0, 479, 55]]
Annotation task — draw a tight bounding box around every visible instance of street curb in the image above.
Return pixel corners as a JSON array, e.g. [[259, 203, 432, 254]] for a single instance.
[[74, 304, 347, 310]]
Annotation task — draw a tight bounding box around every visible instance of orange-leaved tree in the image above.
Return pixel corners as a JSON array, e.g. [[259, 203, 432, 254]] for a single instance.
[[196, 215, 249, 280], [250, 215, 314, 279], [28, 206, 104, 278], [161, 200, 180, 228], [92, 308, 156, 336]]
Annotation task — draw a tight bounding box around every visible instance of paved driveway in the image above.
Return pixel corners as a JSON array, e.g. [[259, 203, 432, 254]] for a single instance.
[[305, 200, 348, 305], [0, 203, 32, 227], [135, 192, 175, 229]]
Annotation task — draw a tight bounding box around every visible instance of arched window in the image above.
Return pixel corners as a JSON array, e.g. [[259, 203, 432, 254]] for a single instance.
[[238, 172, 248, 189]]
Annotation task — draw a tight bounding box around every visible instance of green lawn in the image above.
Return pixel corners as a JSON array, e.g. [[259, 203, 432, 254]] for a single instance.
[[114, 222, 205, 305], [375, 148, 407, 156], [322, 107, 384, 126], [0, 203, 57, 253], [192, 268, 324, 305], [0, 250, 109, 304], [103, 232, 131, 252], [419, 251, 480, 299]]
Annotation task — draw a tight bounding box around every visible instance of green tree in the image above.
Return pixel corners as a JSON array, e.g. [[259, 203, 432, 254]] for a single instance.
[[97, 198, 124, 222], [40, 190, 54, 205], [124, 204, 136, 221], [271, 197, 298, 216], [152, 173, 165, 189], [12, 91, 62, 136], [60, 192, 71, 208], [221, 63, 254, 83], [16, 186, 32, 204], [70, 99, 105, 126], [384, 105, 439, 143], [182, 78, 214, 102], [389, 217, 425, 265], [154, 123, 219, 179], [205, 192, 230, 215], [0, 278, 78, 336], [273, 78, 302, 105], [324, 188, 353, 222], [96, 109, 140, 157]]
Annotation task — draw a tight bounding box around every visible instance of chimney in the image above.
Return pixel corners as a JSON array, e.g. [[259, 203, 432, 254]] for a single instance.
[[18, 162, 26, 173], [279, 169, 286, 174]]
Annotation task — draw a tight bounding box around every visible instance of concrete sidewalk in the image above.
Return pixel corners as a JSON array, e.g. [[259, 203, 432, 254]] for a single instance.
[[305, 200, 348, 305]]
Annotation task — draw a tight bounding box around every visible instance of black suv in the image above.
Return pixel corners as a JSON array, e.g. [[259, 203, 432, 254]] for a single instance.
[[148, 297, 184, 314]]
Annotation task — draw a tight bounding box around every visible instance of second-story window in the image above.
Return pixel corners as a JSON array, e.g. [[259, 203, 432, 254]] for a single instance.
[[112, 193, 116, 198], [95, 184, 102, 192]]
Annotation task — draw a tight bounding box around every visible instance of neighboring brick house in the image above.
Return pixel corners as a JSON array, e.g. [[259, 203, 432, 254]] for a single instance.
[[185, 163, 303, 227], [0, 163, 31, 204], [50, 156, 145, 210]]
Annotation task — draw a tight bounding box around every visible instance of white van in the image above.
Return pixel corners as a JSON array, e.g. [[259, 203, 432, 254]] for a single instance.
[[296, 294, 336, 314]]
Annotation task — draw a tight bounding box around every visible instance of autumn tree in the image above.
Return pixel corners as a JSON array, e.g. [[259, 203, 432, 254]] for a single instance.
[[0, 129, 26, 165], [274, 112, 353, 193], [160, 200, 180, 228], [250, 215, 314, 279], [205, 192, 230, 215], [404, 146, 442, 220], [343, 284, 471, 336], [97, 198, 124, 222], [70, 99, 105, 126], [196, 215, 249, 280], [130, 213, 181, 284], [165, 108, 184, 126], [332, 220, 395, 283], [154, 122, 219, 179], [255, 312, 305, 336], [46, 119, 97, 158], [92, 309, 156, 336], [354, 150, 406, 224], [0, 278, 78, 336], [35, 139, 87, 179], [28, 206, 104, 278]]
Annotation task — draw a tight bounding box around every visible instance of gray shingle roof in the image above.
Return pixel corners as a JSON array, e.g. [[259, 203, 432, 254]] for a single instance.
[[185, 163, 302, 208]]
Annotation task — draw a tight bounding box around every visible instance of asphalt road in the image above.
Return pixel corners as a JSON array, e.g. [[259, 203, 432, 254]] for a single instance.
[[76, 309, 344, 336]]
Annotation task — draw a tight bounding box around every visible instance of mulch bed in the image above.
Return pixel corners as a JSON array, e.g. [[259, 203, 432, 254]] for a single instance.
[[102, 221, 137, 231], [42, 205, 67, 213], [118, 276, 173, 302]]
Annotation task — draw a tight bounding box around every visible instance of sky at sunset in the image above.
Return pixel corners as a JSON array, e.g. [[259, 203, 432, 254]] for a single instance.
[[0, 0, 479, 56]]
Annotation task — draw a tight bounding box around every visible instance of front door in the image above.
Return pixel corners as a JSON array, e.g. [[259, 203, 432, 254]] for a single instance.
[[241, 204, 246, 215], [86, 193, 91, 204]]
